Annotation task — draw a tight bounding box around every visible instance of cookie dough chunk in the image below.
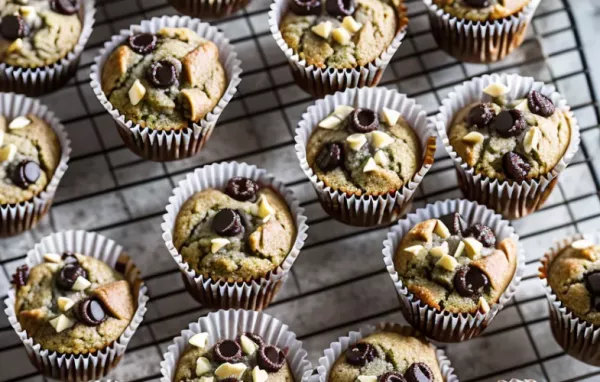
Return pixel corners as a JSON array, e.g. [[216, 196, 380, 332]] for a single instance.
[[432, 0, 530, 21], [101, 27, 227, 131]]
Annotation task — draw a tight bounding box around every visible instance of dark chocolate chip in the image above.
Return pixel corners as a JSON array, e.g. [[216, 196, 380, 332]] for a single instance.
[[213, 340, 243, 363], [493, 109, 527, 138], [147, 60, 178, 88], [128, 33, 157, 55], [11, 265, 28, 288], [467, 103, 495, 129], [290, 0, 322, 15], [50, 0, 80, 15], [257, 345, 286, 372], [349, 108, 379, 133], [326, 0, 355, 17], [527, 90, 555, 118], [465, 223, 496, 248], [585, 271, 600, 296], [502, 151, 531, 182], [220, 379, 239, 382], [225, 177, 259, 202], [378, 372, 407, 382], [316, 142, 344, 172], [12, 161, 41, 189], [454, 265, 489, 298], [212, 209, 243, 237], [594, 295, 600, 312], [62, 251, 79, 264], [345, 342, 376, 367], [76, 298, 107, 326], [464, 0, 489, 7], [56, 264, 88, 290], [438, 212, 467, 236], [1, 15, 29, 40], [405, 363, 434, 382]]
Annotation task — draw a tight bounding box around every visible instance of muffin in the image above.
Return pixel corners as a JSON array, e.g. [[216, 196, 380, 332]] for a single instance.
[[436, 73, 579, 219], [168, 0, 251, 19], [269, 0, 408, 97], [0, 0, 95, 95], [424, 0, 540, 63]]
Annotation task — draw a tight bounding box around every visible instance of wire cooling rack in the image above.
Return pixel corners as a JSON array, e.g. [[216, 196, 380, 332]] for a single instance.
[[1, 0, 599, 381]]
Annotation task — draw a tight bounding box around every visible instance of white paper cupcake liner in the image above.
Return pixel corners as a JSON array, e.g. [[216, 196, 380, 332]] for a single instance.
[[269, 0, 408, 98], [3, 230, 149, 381], [90, 16, 242, 162], [423, 0, 540, 63], [0, 0, 96, 96], [0, 93, 71, 236], [161, 162, 308, 310], [309, 322, 458, 382], [160, 309, 313, 381], [435, 73, 580, 220], [383, 199, 525, 343], [539, 232, 600, 366], [295, 87, 437, 227], [169, 0, 251, 19]]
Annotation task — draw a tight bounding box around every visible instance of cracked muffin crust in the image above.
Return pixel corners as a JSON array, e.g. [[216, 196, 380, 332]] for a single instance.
[[12, 252, 135, 355], [306, 105, 421, 196], [328, 330, 443, 382], [173, 177, 296, 282], [432, 0, 530, 21], [448, 82, 573, 182], [0, 0, 82, 68], [175, 332, 294, 382], [101, 27, 227, 131], [0, 113, 61, 205], [393, 212, 517, 314], [280, 0, 400, 69], [547, 239, 600, 326]]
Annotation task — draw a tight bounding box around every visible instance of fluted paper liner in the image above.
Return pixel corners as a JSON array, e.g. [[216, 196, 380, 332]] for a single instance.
[[168, 0, 251, 19], [0, 93, 71, 236], [383, 199, 525, 343], [295, 87, 437, 227], [90, 16, 242, 162], [4, 230, 149, 381], [161, 162, 308, 310], [269, 0, 408, 98], [0, 0, 96, 96], [539, 232, 600, 366], [423, 0, 541, 63], [160, 309, 313, 381], [435, 73, 580, 220], [309, 323, 458, 382]]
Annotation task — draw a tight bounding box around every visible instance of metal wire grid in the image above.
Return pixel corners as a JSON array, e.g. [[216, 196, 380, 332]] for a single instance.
[[0, 0, 599, 381]]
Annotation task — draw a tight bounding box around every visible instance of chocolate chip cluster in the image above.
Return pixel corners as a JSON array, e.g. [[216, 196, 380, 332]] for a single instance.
[[585, 271, 600, 312], [0, 0, 80, 41], [210, 177, 261, 238], [213, 334, 286, 377], [127, 33, 180, 89], [290, 0, 357, 17]]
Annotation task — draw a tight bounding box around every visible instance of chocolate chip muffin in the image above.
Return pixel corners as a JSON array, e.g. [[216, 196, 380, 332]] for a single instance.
[[174, 332, 295, 382], [432, 0, 530, 21], [328, 330, 443, 382], [448, 83, 573, 182], [306, 105, 421, 196], [0, 113, 61, 205], [546, 238, 600, 326], [394, 212, 518, 314], [0, 0, 83, 68], [173, 177, 297, 282], [101, 27, 227, 131], [280, 0, 399, 69], [12, 251, 136, 354]]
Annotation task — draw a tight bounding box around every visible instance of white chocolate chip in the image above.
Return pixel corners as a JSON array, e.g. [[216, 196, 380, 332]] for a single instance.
[[200, 377, 214, 382], [513, 99, 529, 112], [43, 253, 63, 264], [370, 130, 395, 149], [332, 105, 354, 120], [436, 254, 458, 271], [128, 79, 146, 106], [211, 238, 230, 254], [0, 131, 4, 146], [362, 157, 379, 173], [214, 363, 247, 380], [483, 83, 509, 98], [46, 263, 60, 272], [311, 21, 332, 39], [380, 107, 401, 126], [7, 38, 23, 54], [0, 144, 17, 162], [74, 253, 87, 263], [461, 131, 485, 145], [9, 116, 31, 129], [261, 215, 271, 224], [19, 5, 35, 16], [196, 357, 212, 377], [318, 105, 354, 130], [373, 150, 389, 167], [404, 244, 424, 256], [318, 115, 343, 130], [49, 315, 75, 333], [189, 333, 209, 349], [478, 297, 490, 313], [463, 237, 483, 259], [240, 334, 259, 356], [571, 239, 594, 250], [71, 276, 91, 291], [523, 127, 540, 153], [57, 297, 75, 312], [453, 240, 465, 258], [341, 16, 362, 33], [258, 196, 276, 218], [346, 134, 367, 151], [251, 366, 269, 382], [331, 27, 352, 45], [434, 220, 451, 239], [429, 242, 449, 258], [357, 376, 377, 382]]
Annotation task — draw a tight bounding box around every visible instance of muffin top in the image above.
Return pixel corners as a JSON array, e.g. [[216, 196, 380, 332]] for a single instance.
[[173, 177, 296, 282], [547, 238, 600, 326], [432, 0, 530, 21], [448, 83, 572, 182], [306, 105, 421, 196], [175, 332, 294, 382], [0, 0, 82, 68], [394, 212, 518, 314], [280, 0, 400, 69], [101, 27, 227, 131], [328, 330, 443, 382], [0, 113, 61, 205], [13, 252, 136, 355]]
